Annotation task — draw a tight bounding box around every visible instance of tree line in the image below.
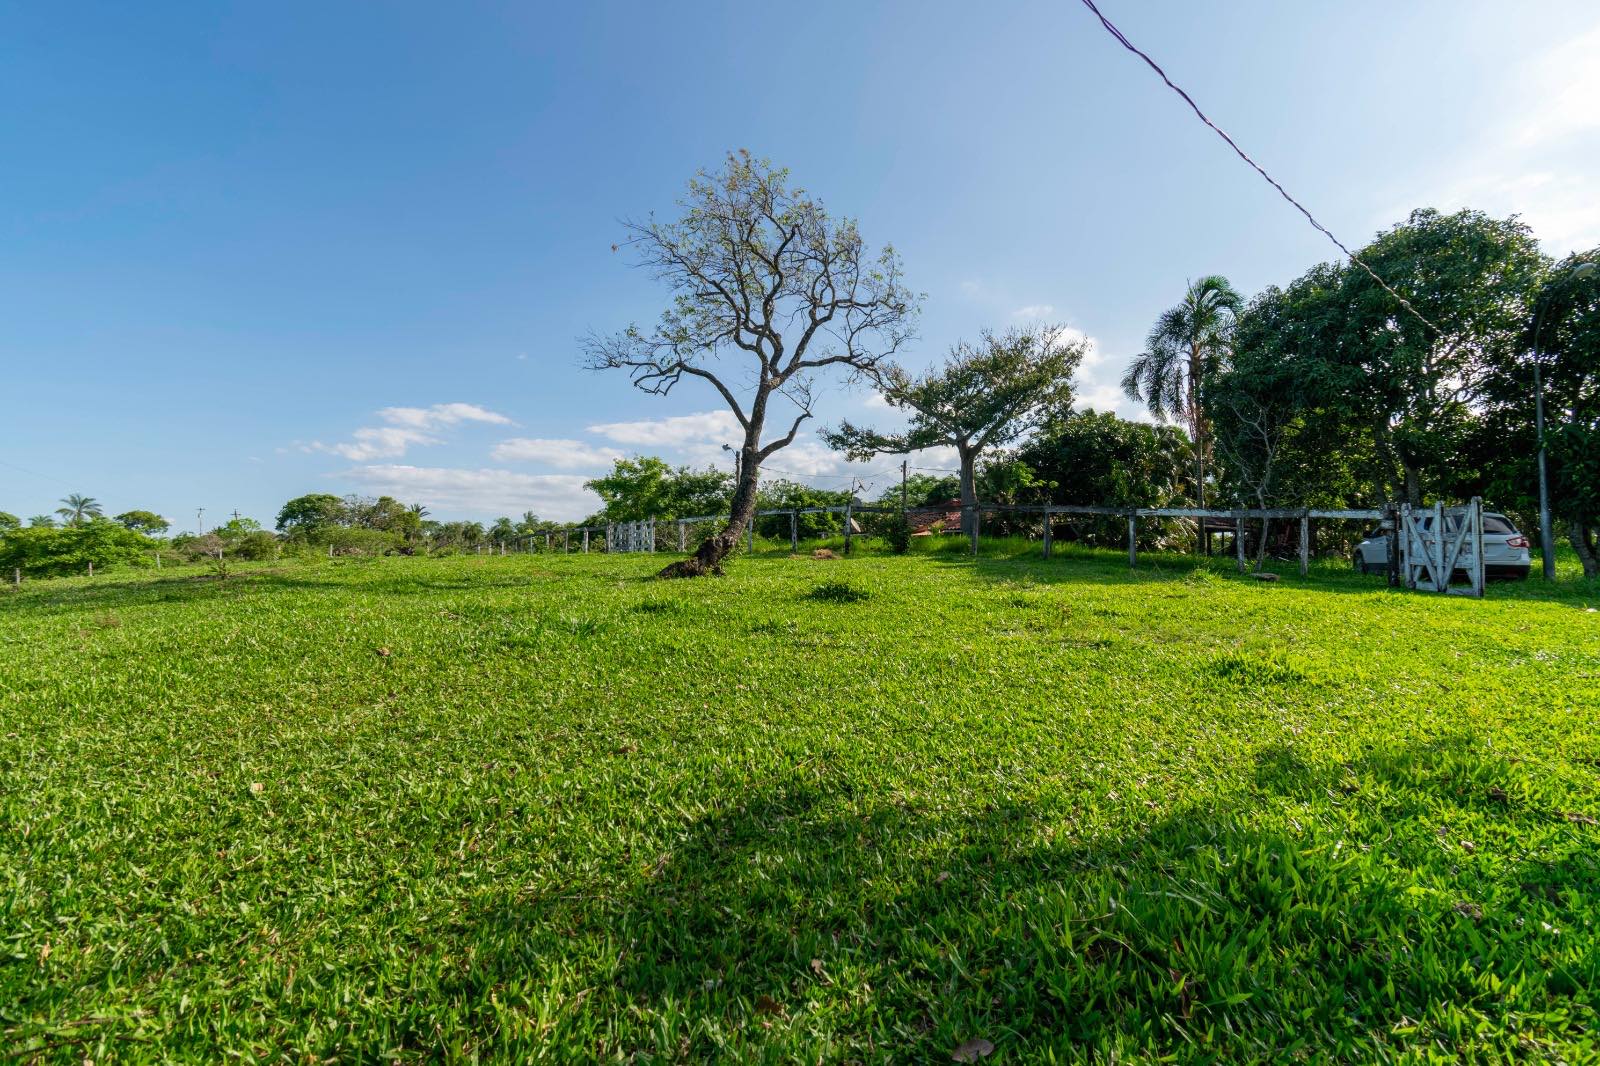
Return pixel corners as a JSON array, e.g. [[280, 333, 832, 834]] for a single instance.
[[585, 153, 1598, 578]]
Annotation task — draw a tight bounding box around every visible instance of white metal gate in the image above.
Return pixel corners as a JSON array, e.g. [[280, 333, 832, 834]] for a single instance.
[[1399, 497, 1485, 597], [606, 520, 656, 553]]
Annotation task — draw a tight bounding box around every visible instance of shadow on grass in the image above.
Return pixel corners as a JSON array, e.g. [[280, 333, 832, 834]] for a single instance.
[[442, 737, 1598, 1061], [917, 545, 1599, 605]]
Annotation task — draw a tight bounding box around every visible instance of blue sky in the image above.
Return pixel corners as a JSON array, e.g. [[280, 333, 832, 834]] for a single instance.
[[4, 1, 1598, 528]]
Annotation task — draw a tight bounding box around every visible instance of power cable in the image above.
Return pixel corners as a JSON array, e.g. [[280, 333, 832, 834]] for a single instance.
[[1076, 0, 1442, 336]]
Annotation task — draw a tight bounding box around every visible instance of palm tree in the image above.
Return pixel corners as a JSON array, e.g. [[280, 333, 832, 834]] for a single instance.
[[408, 503, 430, 520], [1121, 276, 1242, 517], [55, 493, 103, 528]]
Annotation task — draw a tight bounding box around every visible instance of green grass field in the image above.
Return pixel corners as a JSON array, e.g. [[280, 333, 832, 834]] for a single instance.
[[4, 545, 1599, 1062]]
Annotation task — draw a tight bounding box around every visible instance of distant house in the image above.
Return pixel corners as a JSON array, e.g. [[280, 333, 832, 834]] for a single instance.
[[907, 499, 964, 535]]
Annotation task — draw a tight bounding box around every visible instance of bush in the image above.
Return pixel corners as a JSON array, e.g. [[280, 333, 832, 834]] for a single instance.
[[883, 514, 911, 554], [326, 526, 403, 557], [232, 531, 281, 560], [173, 533, 226, 562], [807, 579, 869, 603], [0, 522, 153, 578]]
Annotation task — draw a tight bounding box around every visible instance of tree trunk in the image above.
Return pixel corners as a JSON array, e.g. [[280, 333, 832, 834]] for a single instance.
[[1571, 519, 1599, 580], [957, 443, 978, 538], [1403, 464, 1422, 509], [1189, 343, 1209, 555], [658, 442, 761, 578], [1254, 515, 1271, 573]]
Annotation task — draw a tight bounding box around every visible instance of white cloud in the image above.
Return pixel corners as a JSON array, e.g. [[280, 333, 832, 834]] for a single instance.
[[1011, 303, 1056, 319], [587, 410, 743, 448], [378, 402, 513, 430], [341, 465, 599, 521], [758, 438, 848, 477], [312, 425, 438, 461], [491, 437, 621, 468], [306, 401, 514, 462]]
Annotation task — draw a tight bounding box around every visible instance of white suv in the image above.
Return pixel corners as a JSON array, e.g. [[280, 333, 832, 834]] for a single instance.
[[1352, 511, 1531, 580]]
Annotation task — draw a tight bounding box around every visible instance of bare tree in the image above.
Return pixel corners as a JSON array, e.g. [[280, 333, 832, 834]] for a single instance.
[[1211, 388, 1292, 572], [823, 325, 1086, 534], [583, 152, 917, 577]]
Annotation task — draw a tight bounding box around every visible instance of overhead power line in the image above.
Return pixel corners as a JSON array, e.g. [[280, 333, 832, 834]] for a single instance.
[[1076, 0, 1442, 336]]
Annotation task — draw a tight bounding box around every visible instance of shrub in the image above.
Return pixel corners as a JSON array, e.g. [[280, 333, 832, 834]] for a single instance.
[[883, 514, 912, 554], [326, 527, 403, 557], [0, 522, 153, 578], [807, 579, 869, 603], [232, 531, 281, 560]]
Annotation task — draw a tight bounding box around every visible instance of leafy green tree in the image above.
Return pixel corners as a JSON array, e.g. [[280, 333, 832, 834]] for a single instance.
[[825, 325, 1085, 534], [1477, 250, 1600, 576], [432, 521, 485, 549], [114, 510, 169, 535], [1015, 409, 1193, 547], [1218, 210, 1546, 509], [584, 151, 917, 577], [0, 512, 19, 531], [29, 515, 56, 528], [1121, 275, 1241, 509], [213, 517, 263, 543], [348, 495, 418, 536], [0, 523, 152, 578], [276, 494, 347, 538], [585, 457, 733, 523], [231, 531, 281, 560], [489, 517, 517, 544], [1218, 274, 1384, 511], [753, 479, 852, 540], [1317, 210, 1543, 504], [1343, 210, 1546, 505], [875, 473, 959, 509], [55, 494, 103, 527]]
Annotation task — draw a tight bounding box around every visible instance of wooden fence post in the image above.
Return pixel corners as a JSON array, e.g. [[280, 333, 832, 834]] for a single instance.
[[748, 518, 755, 552], [1299, 511, 1310, 577], [1472, 496, 1485, 598], [1385, 505, 1398, 586], [1042, 507, 1052, 560], [677, 521, 686, 552], [12, 567, 19, 589], [968, 506, 979, 556], [88, 561, 94, 578], [583, 528, 590, 553], [790, 509, 798, 552], [1127, 511, 1137, 567], [843, 504, 853, 555], [1235, 515, 1246, 573]]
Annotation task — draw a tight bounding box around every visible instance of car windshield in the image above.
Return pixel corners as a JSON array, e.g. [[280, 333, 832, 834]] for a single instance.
[[1483, 515, 1517, 534]]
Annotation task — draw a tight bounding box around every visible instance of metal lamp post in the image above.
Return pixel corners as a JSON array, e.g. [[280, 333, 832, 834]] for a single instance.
[[1532, 260, 1597, 581]]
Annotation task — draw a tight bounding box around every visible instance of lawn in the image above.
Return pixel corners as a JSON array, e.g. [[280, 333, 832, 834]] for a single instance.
[[3, 546, 1598, 1062]]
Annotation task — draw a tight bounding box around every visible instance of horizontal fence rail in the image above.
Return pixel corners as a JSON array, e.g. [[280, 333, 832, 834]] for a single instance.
[[486, 501, 1421, 588]]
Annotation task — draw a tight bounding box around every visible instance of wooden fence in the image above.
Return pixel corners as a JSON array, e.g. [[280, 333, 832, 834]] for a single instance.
[[495, 501, 1438, 589]]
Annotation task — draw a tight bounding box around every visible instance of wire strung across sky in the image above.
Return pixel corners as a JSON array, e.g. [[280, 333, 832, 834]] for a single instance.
[[1075, 0, 1442, 337]]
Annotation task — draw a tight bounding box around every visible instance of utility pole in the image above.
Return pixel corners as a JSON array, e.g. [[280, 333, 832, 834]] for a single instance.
[[231, 510, 241, 522], [196, 507, 205, 536], [900, 459, 908, 514]]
